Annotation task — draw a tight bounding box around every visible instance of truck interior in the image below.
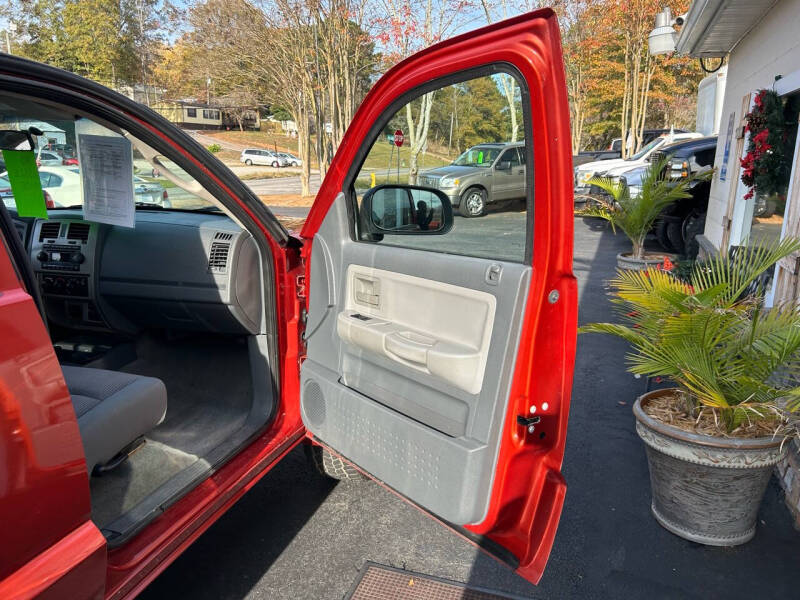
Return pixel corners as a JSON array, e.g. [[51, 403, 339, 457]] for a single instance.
[[1, 92, 279, 545]]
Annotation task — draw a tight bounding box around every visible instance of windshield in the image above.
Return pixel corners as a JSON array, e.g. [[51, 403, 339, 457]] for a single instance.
[[452, 146, 502, 167], [628, 137, 664, 161], [0, 98, 220, 213]]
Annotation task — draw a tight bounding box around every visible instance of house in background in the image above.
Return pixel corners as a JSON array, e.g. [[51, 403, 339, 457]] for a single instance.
[[153, 101, 261, 131], [152, 101, 223, 129], [116, 84, 166, 106], [675, 0, 800, 525]]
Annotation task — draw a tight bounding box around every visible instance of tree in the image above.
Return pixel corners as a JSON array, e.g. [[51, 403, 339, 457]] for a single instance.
[[372, 0, 476, 183], [128, 0, 176, 105], [152, 39, 207, 100], [565, 0, 700, 153], [217, 90, 260, 131], [556, 0, 595, 153], [12, 0, 174, 89], [181, 0, 376, 194], [478, 0, 540, 143]]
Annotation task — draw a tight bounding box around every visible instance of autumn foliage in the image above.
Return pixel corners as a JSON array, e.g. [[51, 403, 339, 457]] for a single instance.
[[559, 0, 702, 154]]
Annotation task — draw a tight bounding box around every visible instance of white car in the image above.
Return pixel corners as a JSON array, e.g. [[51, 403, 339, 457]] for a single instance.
[[36, 165, 82, 206], [240, 148, 288, 167], [277, 152, 302, 167], [1, 166, 171, 208], [37, 150, 63, 167], [574, 132, 702, 201]]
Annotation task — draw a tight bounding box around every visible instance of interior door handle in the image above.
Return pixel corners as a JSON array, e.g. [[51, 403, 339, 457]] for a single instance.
[[355, 290, 380, 306], [385, 332, 434, 365], [354, 276, 381, 306]]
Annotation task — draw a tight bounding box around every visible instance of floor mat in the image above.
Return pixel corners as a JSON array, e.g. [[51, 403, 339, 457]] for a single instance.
[[90, 440, 201, 528], [121, 335, 253, 458], [346, 563, 529, 600], [90, 334, 254, 528]]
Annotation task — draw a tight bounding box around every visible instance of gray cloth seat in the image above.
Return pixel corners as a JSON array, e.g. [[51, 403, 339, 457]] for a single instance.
[[62, 365, 167, 473]]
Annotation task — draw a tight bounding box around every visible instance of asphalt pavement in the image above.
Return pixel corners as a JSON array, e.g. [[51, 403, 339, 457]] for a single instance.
[[139, 216, 800, 599]]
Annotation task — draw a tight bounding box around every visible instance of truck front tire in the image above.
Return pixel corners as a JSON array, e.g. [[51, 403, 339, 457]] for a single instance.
[[305, 444, 366, 481], [460, 187, 487, 217]]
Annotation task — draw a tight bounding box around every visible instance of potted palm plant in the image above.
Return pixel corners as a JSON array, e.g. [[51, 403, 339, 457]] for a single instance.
[[578, 157, 709, 270], [581, 239, 800, 545]]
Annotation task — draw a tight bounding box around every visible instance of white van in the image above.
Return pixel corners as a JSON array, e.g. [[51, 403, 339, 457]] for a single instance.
[[240, 148, 288, 167]]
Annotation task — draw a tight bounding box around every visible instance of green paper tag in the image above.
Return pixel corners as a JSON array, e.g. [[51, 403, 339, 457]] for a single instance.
[[478, 151, 484, 164], [1, 149, 48, 218]]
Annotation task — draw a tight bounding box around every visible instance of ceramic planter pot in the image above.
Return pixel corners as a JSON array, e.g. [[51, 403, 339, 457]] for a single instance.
[[633, 389, 786, 546], [616, 252, 668, 271]]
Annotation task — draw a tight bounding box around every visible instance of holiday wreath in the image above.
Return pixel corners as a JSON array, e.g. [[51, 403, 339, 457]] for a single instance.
[[740, 89, 799, 201]]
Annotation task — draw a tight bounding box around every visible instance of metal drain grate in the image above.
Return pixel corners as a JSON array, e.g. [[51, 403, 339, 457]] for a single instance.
[[346, 562, 528, 600]]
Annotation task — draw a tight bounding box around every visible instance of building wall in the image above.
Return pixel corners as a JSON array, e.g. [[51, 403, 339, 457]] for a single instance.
[[151, 104, 223, 129], [703, 0, 800, 249]]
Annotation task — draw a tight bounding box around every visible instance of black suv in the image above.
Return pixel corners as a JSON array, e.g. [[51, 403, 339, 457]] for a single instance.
[[644, 136, 718, 257]]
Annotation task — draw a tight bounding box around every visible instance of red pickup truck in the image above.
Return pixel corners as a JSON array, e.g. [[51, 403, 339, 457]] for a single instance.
[[0, 9, 576, 598]]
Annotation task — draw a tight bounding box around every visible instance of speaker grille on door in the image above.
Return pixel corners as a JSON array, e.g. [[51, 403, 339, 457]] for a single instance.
[[303, 380, 326, 427]]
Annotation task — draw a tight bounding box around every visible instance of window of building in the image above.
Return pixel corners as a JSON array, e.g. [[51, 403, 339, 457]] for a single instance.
[[186, 108, 197, 118]]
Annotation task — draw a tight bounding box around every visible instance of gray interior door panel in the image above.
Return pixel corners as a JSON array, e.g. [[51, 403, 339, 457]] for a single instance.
[[300, 193, 530, 524]]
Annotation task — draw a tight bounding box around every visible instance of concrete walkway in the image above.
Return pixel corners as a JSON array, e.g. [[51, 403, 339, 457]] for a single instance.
[[140, 217, 800, 599]]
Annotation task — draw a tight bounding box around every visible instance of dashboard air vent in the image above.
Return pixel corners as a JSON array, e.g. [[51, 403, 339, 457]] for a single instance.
[[39, 221, 61, 241], [208, 241, 230, 274], [214, 231, 233, 241], [67, 222, 91, 243]]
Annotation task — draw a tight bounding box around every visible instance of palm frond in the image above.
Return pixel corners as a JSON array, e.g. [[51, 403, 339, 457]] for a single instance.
[[580, 236, 800, 433], [578, 158, 711, 254]]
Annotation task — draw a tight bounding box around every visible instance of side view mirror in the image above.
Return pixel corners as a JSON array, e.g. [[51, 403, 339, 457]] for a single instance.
[[495, 160, 511, 171], [361, 185, 453, 236]]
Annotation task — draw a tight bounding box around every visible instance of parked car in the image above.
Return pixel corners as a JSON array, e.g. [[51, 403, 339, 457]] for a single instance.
[[643, 135, 718, 256], [1, 167, 170, 209], [277, 152, 302, 167], [44, 142, 75, 157], [0, 12, 576, 598], [36, 149, 63, 166], [573, 149, 620, 167], [574, 132, 702, 203], [240, 148, 288, 167], [573, 129, 692, 168], [133, 175, 170, 207], [418, 141, 525, 217], [0, 172, 56, 209]]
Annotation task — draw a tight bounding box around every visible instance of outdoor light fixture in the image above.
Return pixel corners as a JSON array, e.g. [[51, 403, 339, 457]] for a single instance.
[[648, 7, 685, 56]]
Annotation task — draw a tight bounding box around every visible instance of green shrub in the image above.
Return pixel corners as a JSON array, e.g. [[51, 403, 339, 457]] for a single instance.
[[207, 143, 222, 154]]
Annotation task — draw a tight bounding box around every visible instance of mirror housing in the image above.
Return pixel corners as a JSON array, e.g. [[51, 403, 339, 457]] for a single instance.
[[0, 127, 42, 152], [361, 184, 453, 236], [495, 160, 511, 171]]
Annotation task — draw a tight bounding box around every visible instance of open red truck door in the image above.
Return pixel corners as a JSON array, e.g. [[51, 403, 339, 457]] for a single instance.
[[299, 9, 576, 584]]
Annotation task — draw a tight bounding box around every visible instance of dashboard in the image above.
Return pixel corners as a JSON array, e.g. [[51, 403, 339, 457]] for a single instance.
[[15, 210, 264, 335]]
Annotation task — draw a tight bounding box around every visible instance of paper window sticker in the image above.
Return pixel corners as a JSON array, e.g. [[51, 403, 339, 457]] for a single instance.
[[1, 149, 48, 218], [76, 132, 136, 228]]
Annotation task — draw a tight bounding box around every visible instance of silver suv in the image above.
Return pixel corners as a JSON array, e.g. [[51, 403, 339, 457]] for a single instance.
[[417, 142, 525, 217]]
